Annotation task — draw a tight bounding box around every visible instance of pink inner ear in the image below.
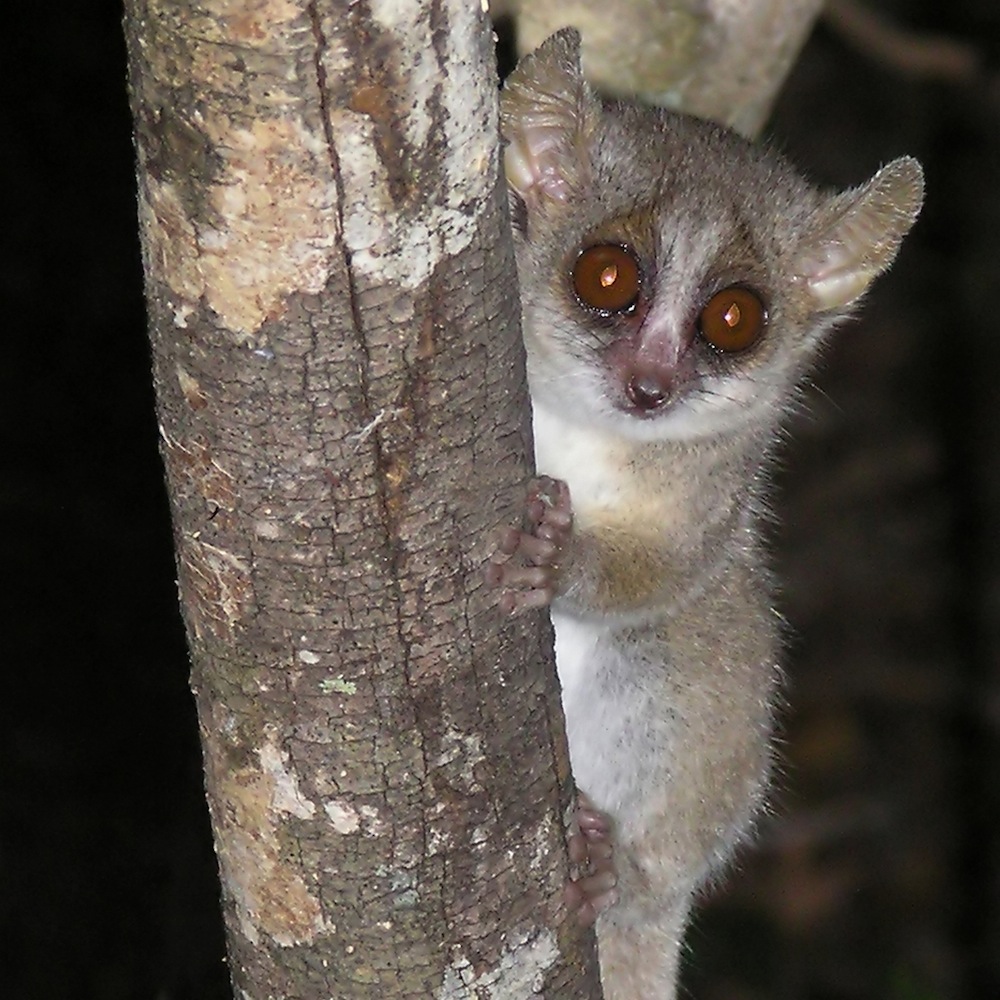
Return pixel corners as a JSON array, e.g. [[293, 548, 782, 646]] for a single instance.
[[504, 121, 573, 206], [797, 156, 924, 311], [798, 209, 898, 311]]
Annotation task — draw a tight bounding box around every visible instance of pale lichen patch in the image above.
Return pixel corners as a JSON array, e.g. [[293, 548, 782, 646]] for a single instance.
[[142, 113, 339, 339], [529, 811, 557, 871], [320, 2, 497, 291], [211, 739, 327, 947], [135, 0, 341, 339], [323, 797, 384, 837], [202, 116, 337, 332], [172, 300, 195, 328], [433, 726, 486, 794], [259, 738, 316, 819], [359, 804, 386, 837], [216, 0, 302, 43], [253, 518, 283, 540], [319, 674, 357, 695], [435, 928, 560, 998], [427, 825, 453, 855], [324, 798, 361, 834], [434, 0, 497, 198]]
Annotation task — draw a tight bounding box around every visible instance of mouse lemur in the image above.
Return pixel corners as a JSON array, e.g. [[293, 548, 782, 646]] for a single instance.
[[487, 28, 923, 1000]]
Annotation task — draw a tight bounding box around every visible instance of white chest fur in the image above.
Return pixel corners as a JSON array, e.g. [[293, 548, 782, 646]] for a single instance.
[[531, 403, 633, 763], [530, 402, 700, 809], [531, 401, 622, 507]]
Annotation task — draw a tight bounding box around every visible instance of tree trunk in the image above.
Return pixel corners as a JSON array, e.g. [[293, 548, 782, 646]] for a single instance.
[[123, 0, 602, 996]]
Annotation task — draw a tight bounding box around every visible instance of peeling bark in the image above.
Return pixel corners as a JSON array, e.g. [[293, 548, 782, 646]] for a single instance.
[[124, 0, 602, 996]]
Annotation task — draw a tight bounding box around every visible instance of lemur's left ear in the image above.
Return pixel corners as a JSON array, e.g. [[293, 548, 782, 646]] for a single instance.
[[794, 156, 924, 311]]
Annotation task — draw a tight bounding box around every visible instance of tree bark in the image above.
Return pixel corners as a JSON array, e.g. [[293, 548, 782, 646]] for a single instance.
[[505, 0, 825, 136], [123, 0, 602, 996]]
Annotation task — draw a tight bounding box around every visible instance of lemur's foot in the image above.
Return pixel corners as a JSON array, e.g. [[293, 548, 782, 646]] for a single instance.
[[485, 476, 573, 616], [565, 793, 618, 926]]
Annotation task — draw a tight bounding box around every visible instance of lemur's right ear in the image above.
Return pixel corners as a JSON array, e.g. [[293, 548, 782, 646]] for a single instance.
[[499, 29, 599, 215]]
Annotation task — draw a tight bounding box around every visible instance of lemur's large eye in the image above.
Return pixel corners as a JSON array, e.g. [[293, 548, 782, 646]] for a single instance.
[[572, 244, 640, 314], [698, 286, 766, 352]]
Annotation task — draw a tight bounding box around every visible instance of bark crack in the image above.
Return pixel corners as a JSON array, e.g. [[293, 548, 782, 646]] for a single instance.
[[306, 0, 429, 847]]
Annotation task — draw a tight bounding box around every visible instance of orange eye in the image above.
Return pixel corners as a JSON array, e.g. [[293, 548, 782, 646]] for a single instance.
[[572, 244, 640, 314], [698, 286, 766, 352]]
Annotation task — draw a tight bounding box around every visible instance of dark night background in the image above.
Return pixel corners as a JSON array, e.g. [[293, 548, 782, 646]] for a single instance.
[[2, 2, 998, 998]]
